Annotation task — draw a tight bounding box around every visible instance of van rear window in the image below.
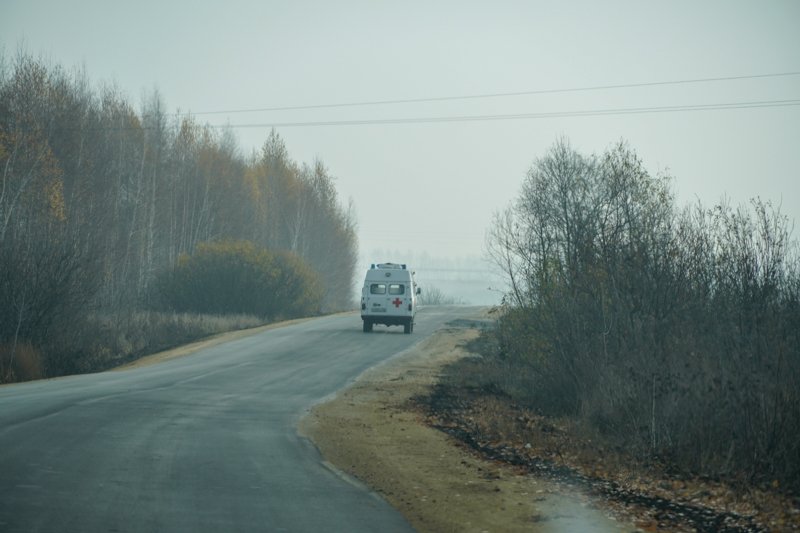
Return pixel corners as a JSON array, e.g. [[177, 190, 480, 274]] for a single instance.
[[388, 284, 405, 295], [370, 283, 386, 294]]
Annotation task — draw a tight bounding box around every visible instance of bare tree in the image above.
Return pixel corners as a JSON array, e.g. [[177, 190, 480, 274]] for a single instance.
[[485, 138, 800, 489]]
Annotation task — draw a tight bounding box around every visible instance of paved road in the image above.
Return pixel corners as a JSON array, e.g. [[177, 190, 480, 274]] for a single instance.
[[0, 306, 480, 533]]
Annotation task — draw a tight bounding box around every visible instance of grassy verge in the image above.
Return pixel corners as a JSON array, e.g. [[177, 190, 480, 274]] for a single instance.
[[1, 311, 265, 383]]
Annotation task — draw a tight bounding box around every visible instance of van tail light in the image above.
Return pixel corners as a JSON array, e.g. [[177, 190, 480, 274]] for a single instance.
[[408, 303, 412, 311]]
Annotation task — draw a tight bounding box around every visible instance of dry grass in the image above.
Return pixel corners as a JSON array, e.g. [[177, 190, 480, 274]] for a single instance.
[[0, 311, 267, 383], [0, 341, 44, 382], [75, 311, 265, 372]]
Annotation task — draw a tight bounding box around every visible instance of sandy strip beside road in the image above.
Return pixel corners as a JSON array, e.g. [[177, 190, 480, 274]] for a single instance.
[[298, 322, 635, 533]]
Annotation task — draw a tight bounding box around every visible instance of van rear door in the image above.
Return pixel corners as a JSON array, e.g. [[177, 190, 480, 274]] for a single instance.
[[386, 282, 407, 316], [366, 282, 388, 314]]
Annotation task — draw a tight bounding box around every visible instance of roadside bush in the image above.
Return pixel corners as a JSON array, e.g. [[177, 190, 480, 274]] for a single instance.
[[155, 240, 322, 319], [485, 139, 800, 491]]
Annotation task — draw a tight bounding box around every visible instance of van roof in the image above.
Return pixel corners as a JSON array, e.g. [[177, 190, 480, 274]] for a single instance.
[[364, 262, 415, 282], [371, 262, 407, 270]]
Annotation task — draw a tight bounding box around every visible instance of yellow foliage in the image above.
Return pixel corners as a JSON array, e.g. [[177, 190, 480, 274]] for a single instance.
[[243, 167, 262, 204], [0, 129, 9, 161], [45, 178, 66, 222]]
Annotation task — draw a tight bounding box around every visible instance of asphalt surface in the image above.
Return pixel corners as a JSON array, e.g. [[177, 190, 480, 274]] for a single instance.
[[0, 306, 479, 533]]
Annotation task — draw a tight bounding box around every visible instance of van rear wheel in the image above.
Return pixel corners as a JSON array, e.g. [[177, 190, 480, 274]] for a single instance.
[[403, 320, 413, 334], [363, 320, 373, 333]]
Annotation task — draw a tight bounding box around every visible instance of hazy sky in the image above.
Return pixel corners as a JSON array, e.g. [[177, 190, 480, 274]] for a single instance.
[[3, 0, 799, 265]]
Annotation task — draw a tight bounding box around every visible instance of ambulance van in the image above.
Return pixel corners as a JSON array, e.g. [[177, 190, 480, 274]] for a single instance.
[[360, 263, 420, 333]]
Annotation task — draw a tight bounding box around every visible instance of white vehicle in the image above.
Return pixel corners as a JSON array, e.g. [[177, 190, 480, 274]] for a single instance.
[[360, 263, 421, 333]]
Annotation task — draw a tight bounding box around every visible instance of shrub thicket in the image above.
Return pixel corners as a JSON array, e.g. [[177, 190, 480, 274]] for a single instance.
[[486, 139, 800, 490], [156, 240, 322, 319]]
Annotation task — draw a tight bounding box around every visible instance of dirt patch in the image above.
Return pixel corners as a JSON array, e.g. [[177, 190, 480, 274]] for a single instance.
[[298, 321, 634, 532]]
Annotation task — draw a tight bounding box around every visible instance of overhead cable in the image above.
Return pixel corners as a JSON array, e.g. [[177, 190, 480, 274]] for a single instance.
[[186, 71, 800, 116], [208, 98, 800, 129]]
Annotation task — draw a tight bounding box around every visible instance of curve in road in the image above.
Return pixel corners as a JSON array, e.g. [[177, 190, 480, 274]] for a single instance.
[[0, 306, 478, 533]]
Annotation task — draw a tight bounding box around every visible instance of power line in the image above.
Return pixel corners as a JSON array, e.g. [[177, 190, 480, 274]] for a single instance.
[[208, 98, 800, 129], [42, 97, 800, 134], [186, 71, 800, 116]]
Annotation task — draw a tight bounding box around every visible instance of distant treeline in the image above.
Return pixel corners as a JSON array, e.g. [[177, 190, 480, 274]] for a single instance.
[[0, 51, 357, 381], [485, 139, 800, 490]]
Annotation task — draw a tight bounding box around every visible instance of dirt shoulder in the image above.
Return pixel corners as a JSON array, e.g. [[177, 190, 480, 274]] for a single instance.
[[298, 318, 634, 533]]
